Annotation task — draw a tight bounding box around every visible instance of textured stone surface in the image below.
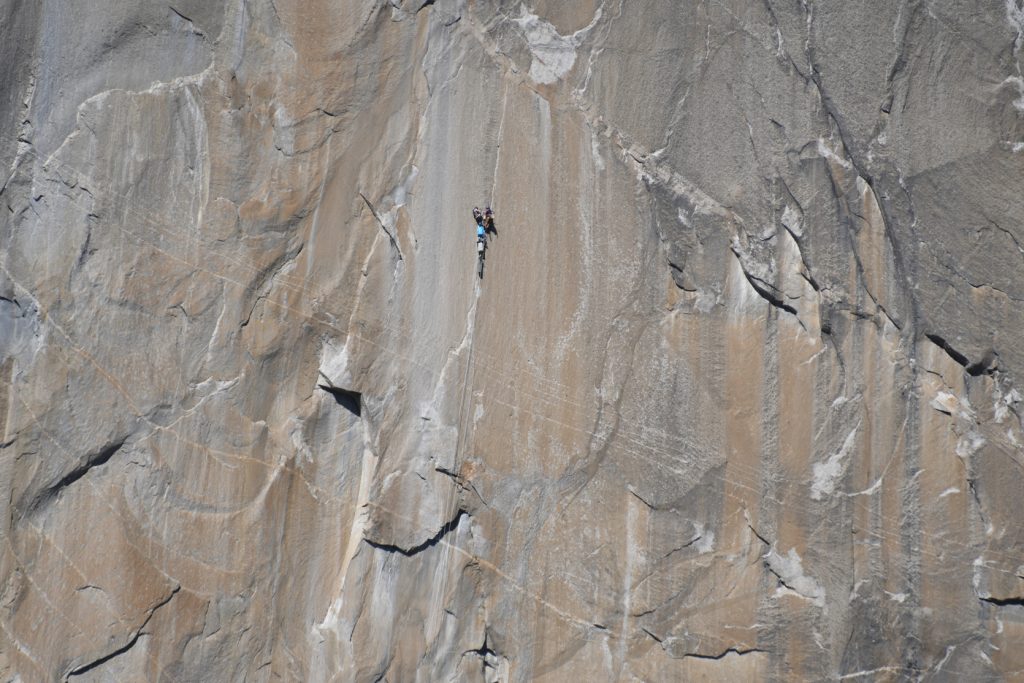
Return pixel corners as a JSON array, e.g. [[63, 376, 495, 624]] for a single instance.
[[2, 0, 1024, 680]]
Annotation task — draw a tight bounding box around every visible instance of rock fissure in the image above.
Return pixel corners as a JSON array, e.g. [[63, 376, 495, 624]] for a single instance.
[[925, 333, 997, 377], [28, 437, 128, 515], [683, 646, 766, 660], [65, 585, 179, 680], [365, 508, 465, 557], [358, 192, 404, 260], [735, 261, 801, 320], [980, 595, 1024, 607]]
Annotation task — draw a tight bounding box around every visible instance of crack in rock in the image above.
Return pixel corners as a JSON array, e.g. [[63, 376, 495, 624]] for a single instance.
[[683, 646, 766, 660], [364, 509, 465, 557], [27, 437, 128, 516], [65, 585, 179, 680], [358, 192, 404, 260]]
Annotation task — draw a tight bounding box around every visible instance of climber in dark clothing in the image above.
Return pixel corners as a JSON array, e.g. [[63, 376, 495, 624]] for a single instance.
[[472, 206, 484, 226], [483, 207, 494, 231]]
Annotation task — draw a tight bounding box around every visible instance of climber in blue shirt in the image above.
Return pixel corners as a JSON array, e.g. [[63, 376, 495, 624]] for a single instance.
[[473, 211, 488, 278], [477, 223, 487, 254]]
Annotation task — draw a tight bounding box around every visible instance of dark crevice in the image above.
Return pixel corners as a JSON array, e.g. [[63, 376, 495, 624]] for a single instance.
[[317, 376, 362, 417], [67, 632, 145, 678], [669, 262, 695, 291], [436, 466, 488, 507], [798, 268, 820, 293], [766, 567, 803, 597], [925, 333, 969, 367], [657, 535, 703, 562], [925, 333, 997, 376], [967, 478, 991, 539], [966, 351, 999, 377], [418, 0, 436, 10], [747, 523, 771, 547], [462, 631, 503, 678], [0, 295, 22, 311], [67, 586, 179, 679], [742, 271, 799, 317], [881, 3, 918, 112], [30, 437, 127, 514], [684, 647, 766, 660], [462, 640, 497, 659], [627, 486, 657, 510], [168, 6, 194, 24], [365, 509, 465, 557], [358, 192, 404, 260], [980, 596, 1024, 607], [641, 627, 663, 643]]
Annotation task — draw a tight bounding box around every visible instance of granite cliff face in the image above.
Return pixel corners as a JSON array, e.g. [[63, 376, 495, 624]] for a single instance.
[[2, 1, 1024, 680]]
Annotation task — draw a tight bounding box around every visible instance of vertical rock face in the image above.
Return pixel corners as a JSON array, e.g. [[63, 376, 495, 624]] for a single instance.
[[2, 0, 1024, 679]]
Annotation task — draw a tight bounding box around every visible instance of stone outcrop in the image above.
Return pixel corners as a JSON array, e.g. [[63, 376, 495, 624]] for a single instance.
[[2, 0, 1024, 680]]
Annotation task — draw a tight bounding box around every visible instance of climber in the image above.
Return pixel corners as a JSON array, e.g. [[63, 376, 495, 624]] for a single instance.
[[483, 206, 494, 233], [476, 223, 487, 278], [472, 206, 484, 226]]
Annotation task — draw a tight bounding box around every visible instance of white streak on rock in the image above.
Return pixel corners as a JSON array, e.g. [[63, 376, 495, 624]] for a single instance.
[[692, 522, 715, 554], [811, 424, 860, 500], [591, 129, 605, 171], [766, 547, 826, 608], [781, 204, 803, 238], [513, 6, 602, 84], [839, 667, 904, 680], [1001, 76, 1024, 110], [973, 556, 987, 594], [817, 138, 853, 169], [1007, 0, 1024, 52], [726, 250, 765, 318], [930, 390, 959, 416], [956, 431, 986, 459]]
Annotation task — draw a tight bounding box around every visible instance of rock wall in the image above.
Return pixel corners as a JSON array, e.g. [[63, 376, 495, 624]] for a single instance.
[[2, 0, 1024, 680]]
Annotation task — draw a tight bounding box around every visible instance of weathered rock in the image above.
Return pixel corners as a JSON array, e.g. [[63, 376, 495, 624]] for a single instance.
[[1, 0, 1023, 680]]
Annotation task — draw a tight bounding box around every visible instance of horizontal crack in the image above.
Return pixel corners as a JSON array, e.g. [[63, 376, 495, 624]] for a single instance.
[[365, 509, 465, 557], [980, 595, 1024, 607], [683, 646, 766, 660]]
